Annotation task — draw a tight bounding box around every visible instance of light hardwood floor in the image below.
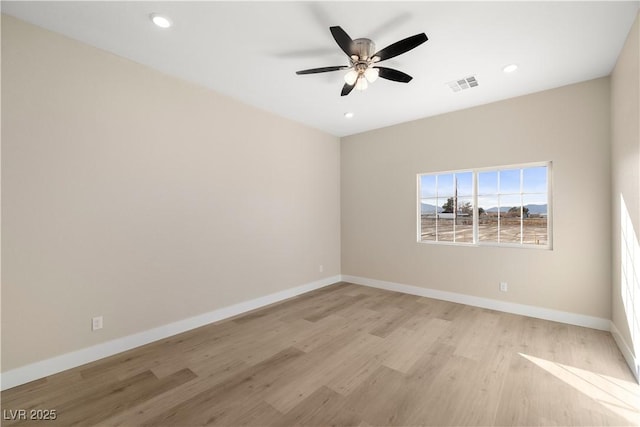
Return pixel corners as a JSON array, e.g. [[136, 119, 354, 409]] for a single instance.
[[2, 282, 639, 426]]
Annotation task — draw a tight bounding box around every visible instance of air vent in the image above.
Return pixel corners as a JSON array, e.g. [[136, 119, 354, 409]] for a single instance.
[[446, 76, 479, 92]]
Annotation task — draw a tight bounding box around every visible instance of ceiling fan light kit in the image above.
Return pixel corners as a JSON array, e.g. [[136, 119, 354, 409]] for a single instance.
[[364, 67, 379, 83], [296, 26, 428, 96]]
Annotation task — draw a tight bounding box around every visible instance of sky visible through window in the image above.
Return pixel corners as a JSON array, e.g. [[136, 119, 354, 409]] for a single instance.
[[420, 166, 547, 213]]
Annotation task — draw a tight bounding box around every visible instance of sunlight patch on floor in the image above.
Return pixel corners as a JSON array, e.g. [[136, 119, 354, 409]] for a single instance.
[[519, 352, 640, 425]]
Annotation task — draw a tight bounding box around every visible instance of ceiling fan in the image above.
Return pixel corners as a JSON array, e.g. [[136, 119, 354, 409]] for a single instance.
[[296, 26, 428, 96]]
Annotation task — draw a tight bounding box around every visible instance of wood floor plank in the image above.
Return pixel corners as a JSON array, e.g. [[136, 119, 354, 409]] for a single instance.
[[264, 329, 383, 413], [2, 282, 639, 426], [102, 359, 249, 426], [368, 306, 416, 338], [293, 312, 381, 353], [4, 369, 196, 427], [453, 310, 502, 361], [140, 347, 303, 426], [343, 364, 415, 426], [303, 293, 368, 322], [275, 385, 362, 427], [382, 317, 451, 373]]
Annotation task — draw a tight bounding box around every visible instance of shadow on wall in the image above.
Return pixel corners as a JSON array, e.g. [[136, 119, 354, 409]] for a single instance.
[[621, 194, 640, 378]]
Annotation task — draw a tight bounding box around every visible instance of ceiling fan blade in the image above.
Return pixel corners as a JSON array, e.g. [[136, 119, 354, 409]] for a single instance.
[[330, 26, 356, 57], [375, 66, 413, 83], [296, 66, 348, 75], [341, 83, 355, 97], [373, 33, 428, 62]]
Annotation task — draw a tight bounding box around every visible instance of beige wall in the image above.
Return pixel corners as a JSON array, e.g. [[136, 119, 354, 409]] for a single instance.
[[1, 15, 341, 371], [611, 12, 640, 366], [342, 78, 612, 319]]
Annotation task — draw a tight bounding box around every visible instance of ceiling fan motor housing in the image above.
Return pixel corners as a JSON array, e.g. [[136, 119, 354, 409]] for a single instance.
[[352, 38, 376, 61]]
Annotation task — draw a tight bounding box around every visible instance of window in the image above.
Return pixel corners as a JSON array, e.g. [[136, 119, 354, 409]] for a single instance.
[[418, 162, 551, 248]]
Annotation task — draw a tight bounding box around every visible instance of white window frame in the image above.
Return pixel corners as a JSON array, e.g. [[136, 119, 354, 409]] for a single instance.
[[417, 161, 553, 249]]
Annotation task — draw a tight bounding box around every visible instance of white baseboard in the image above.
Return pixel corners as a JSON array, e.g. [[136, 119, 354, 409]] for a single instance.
[[0, 275, 339, 391], [341, 275, 611, 331], [2, 274, 627, 391], [610, 321, 639, 382]]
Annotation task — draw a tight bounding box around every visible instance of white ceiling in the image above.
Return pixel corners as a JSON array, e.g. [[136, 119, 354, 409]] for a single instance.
[[3, 1, 638, 137]]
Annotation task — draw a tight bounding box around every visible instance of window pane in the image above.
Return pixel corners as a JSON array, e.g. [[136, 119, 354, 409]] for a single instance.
[[478, 196, 498, 242], [456, 172, 473, 196], [478, 212, 498, 242], [499, 169, 521, 194], [420, 198, 440, 215], [477, 195, 498, 215], [523, 194, 548, 245], [437, 214, 454, 242], [420, 175, 437, 198], [438, 174, 454, 198], [478, 171, 497, 195], [439, 196, 455, 214], [455, 196, 473, 243], [523, 193, 547, 212], [420, 198, 437, 241], [499, 194, 522, 243], [523, 166, 547, 194]]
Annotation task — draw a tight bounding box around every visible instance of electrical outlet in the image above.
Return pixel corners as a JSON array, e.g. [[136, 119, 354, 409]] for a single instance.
[[319, 264, 324, 273], [500, 282, 508, 292], [92, 316, 103, 331]]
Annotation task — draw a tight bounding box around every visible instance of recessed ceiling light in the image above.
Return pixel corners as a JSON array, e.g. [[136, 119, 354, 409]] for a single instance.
[[150, 13, 172, 29], [503, 64, 518, 73], [344, 112, 354, 119]]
